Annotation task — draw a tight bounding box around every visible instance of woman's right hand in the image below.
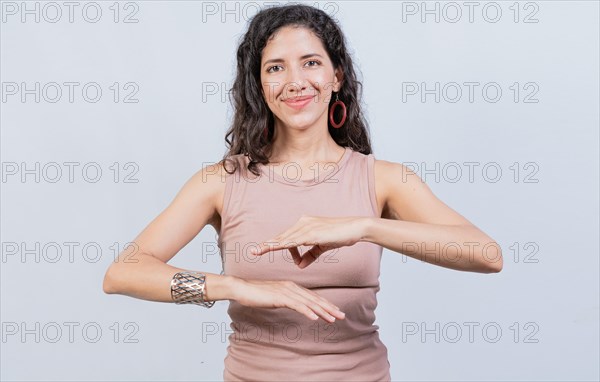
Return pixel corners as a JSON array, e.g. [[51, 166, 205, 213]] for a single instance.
[[230, 278, 346, 323]]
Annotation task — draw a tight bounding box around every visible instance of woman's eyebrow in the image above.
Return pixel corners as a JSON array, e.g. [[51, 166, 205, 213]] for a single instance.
[[263, 53, 324, 67]]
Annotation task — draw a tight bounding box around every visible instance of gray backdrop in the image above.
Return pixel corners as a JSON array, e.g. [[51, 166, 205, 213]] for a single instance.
[[1, 1, 599, 381]]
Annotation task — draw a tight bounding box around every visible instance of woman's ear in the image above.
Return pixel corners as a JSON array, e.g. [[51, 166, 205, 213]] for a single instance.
[[334, 67, 344, 92]]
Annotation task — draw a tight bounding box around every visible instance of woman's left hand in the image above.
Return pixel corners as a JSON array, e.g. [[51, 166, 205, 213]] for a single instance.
[[250, 215, 369, 269]]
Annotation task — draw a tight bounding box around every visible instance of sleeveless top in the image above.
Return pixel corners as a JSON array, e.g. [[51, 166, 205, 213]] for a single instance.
[[217, 146, 391, 381]]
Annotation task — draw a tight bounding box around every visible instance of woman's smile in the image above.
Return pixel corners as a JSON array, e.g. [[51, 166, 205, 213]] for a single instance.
[[283, 95, 315, 110]]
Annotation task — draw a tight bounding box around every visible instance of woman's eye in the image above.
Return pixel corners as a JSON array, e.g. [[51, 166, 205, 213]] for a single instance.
[[266, 60, 320, 73], [267, 65, 282, 73]]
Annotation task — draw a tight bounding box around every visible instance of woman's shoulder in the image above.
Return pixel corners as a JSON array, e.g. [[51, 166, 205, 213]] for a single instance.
[[186, 154, 250, 197], [372, 155, 420, 185], [188, 155, 248, 227], [371, 154, 423, 208]]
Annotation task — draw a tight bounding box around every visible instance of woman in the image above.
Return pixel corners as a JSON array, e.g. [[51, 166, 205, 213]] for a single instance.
[[103, 4, 503, 381]]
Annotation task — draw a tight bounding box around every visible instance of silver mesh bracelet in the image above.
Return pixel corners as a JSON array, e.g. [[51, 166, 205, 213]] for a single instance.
[[170, 271, 215, 308]]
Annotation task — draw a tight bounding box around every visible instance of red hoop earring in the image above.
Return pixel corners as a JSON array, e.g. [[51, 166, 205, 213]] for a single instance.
[[329, 93, 347, 128]]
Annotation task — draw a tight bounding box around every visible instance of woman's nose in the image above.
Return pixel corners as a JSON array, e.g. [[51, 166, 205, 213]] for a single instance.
[[284, 66, 308, 95]]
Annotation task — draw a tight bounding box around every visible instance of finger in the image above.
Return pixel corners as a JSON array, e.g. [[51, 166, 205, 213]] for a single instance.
[[285, 283, 345, 322], [251, 240, 282, 256], [301, 290, 346, 321], [288, 247, 302, 265], [291, 289, 345, 322], [284, 294, 322, 321], [298, 244, 331, 269], [255, 222, 305, 255], [297, 251, 318, 269]]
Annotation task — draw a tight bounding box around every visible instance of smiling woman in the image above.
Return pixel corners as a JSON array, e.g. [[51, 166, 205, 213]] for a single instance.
[[102, 3, 502, 382], [223, 4, 369, 173]]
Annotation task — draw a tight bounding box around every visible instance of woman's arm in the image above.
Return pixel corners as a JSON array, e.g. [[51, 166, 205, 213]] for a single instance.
[[102, 161, 241, 302], [363, 159, 503, 273], [102, 161, 344, 322], [103, 253, 239, 302]]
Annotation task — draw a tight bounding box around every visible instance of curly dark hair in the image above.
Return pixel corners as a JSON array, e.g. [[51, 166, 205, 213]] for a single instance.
[[220, 3, 372, 177]]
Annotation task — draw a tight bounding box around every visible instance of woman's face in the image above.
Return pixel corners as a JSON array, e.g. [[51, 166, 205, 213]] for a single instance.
[[260, 26, 342, 132]]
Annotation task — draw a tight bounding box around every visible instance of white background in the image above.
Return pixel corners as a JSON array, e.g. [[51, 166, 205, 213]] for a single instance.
[[1, 1, 599, 381]]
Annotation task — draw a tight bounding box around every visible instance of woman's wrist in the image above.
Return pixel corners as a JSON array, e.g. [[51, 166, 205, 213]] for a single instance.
[[360, 216, 376, 243], [203, 273, 242, 302]]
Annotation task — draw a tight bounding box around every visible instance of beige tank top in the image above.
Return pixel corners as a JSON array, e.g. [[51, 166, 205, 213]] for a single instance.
[[218, 146, 391, 381]]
